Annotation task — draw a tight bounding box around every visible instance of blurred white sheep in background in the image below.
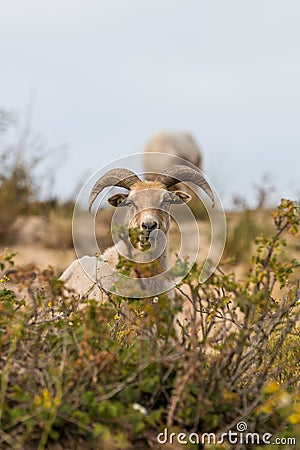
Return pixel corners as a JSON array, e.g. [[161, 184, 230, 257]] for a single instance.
[[143, 130, 203, 179]]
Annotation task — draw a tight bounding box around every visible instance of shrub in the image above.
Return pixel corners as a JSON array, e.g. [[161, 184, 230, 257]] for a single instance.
[[0, 199, 299, 449], [224, 208, 259, 263], [0, 110, 71, 245], [0, 158, 36, 243], [0, 111, 40, 243]]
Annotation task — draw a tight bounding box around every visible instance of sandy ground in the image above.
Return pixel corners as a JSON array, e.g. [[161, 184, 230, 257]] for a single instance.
[[1, 210, 299, 288], [1, 215, 74, 275], [10, 244, 76, 274]]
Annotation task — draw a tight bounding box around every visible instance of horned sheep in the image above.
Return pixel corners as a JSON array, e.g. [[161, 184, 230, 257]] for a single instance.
[[60, 165, 214, 300]]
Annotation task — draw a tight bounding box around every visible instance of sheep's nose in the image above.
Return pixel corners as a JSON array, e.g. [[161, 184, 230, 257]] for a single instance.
[[142, 220, 158, 232]]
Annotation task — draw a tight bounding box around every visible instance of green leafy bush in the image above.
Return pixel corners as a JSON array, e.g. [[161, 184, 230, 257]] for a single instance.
[[0, 199, 299, 449]]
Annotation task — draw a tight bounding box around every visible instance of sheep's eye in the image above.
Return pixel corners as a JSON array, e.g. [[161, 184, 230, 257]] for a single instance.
[[117, 197, 126, 206]]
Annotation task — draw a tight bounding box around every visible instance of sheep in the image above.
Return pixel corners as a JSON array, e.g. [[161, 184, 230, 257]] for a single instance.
[[60, 165, 214, 300], [143, 131, 202, 180]]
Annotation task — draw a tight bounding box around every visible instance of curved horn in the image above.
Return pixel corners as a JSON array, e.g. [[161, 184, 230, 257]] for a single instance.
[[89, 168, 141, 212], [155, 165, 215, 206]]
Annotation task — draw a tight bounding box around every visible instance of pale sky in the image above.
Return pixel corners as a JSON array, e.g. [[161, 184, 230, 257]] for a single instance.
[[1, 0, 300, 209]]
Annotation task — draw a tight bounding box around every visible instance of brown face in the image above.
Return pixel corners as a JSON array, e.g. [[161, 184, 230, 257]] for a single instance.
[[107, 182, 191, 246]]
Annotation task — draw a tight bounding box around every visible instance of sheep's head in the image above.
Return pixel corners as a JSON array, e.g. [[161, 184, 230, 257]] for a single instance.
[[89, 165, 214, 248], [107, 181, 191, 247]]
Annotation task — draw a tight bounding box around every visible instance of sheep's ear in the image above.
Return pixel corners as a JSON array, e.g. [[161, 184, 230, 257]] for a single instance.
[[107, 193, 129, 207], [171, 190, 192, 204]]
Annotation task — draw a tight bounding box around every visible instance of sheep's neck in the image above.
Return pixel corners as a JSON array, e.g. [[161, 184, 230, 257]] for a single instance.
[[132, 245, 168, 277], [157, 246, 168, 272], [119, 231, 169, 277]]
